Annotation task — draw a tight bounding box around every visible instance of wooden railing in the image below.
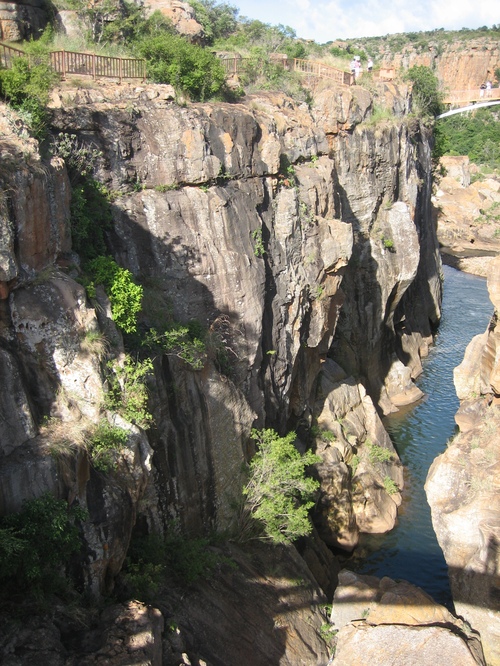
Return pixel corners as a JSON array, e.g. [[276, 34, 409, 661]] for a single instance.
[[0, 42, 146, 82], [443, 89, 500, 105], [292, 58, 352, 85], [0, 42, 24, 69], [218, 54, 352, 85]]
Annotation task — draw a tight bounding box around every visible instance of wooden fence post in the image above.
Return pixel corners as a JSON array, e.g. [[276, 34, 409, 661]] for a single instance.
[[119, 57, 122, 84], [62, 49, 66, 80], [92, 53, 96, 80]]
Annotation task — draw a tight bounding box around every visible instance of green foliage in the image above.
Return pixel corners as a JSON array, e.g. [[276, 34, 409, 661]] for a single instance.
[[383, 476, 399, 495], [0, 494, 86, 598], [0, 43, 57, 140], [350, 454, 360, 474], [144, 322, 207, 370], [51, 133, 102, 182], [87, 420, 128, 471], [404, 65, 442, 117], [251, 228, 265, 257], [123, 530, 225, 600], [190, 0, 239, 44], [105, 355, 153, 428], [86, 256, 143, 334], [242, 428, 320, 544], [135, 33, 226, 101], [434, 108, 500, 166], [368, 442, 394, 464], [69, 181, 111, 261]]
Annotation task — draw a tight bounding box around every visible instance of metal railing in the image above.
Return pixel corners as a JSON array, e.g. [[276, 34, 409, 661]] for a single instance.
[[0, 41, 146, 82], [443, 89, 500, 105], [292, 58, 352, 85]]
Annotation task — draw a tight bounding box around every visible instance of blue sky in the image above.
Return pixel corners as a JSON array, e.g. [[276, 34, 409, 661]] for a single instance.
[[233, 0, 499, 42]]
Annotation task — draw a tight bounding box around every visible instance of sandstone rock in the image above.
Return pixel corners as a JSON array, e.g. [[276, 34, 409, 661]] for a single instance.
[[427, 260, 500, 666], [334, 623, 483, 666], [71, 601, 164, 666], [0, 0, 48, 41], [331, 571, 485, 665], [144, 0, 204, 40], [313, 360, 403, 546]]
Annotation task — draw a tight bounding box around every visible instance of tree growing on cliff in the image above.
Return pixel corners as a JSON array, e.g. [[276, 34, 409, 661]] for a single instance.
[[242, 429, 320, 544], [404, 65, 443, 117]]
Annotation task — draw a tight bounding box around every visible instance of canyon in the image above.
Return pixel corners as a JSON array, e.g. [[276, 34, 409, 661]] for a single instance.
[[0, 15, 499, 666]]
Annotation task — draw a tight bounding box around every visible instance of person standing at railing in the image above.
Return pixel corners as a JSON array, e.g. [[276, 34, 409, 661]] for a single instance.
[[486, 80, 492, 97], [480, 82, 486, 98], [367, 58, 373, 73]]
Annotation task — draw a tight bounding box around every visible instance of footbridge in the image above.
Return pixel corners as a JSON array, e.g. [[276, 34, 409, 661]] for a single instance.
[[437, 100, 500, 119]]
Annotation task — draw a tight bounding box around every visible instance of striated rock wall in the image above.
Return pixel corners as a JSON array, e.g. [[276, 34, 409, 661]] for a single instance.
[[381, 38, 500, 91], [426, 255, 500, 665], [0, 76, 441, 661]]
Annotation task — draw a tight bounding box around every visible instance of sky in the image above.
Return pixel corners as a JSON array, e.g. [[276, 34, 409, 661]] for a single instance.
[[232, 0, 499, 42]]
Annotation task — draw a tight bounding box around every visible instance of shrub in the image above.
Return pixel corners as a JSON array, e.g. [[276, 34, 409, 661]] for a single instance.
[[0, 494, 86, 598], [135, 33, 226, 101], [144, 320, 207, 370], [404, 65, 443, 117], [70, 181, 112, 260], [87, 420, 129, 471], [368, 442, 394, 464], [86, 256, 143, 334], [242, 428, 320, 544], [123, 530, 224, 600], [105, 355, 153, 428], [383, 476, 399, 495], [190, 0, 239, 44]]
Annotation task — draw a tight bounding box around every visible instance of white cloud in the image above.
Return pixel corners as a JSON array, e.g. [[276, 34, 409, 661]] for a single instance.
[[233, 0, 498, 40]]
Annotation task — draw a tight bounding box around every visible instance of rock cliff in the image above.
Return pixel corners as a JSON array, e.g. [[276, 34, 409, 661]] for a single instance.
[[0, 76, 441, 662], [426, 255, 500, 666]]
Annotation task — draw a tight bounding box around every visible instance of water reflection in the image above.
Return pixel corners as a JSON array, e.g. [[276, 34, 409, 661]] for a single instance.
[[348, 265, 493, 608]]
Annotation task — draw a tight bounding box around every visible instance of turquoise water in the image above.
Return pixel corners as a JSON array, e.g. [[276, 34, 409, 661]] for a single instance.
[[348, 264, 493, 608]]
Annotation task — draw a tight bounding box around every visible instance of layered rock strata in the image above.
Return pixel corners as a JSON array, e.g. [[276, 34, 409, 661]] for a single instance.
[[426, 255, 500, 666], [0, 75, 440, 660]]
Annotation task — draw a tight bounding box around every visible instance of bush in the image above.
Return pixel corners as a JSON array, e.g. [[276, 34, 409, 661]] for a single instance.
[[86, 256, 143, 334], [0, 494, 86, 598], [144, 321, 207, 370], [105, 355, 153, 428], [87, 420, 129, 471], [368, 442, 394, 463], [404, 65, 443, 117], [135, 33, 226, 101], [123, 531, 224, 600], [190, 0, 239, 44], [242, 428, 320, 544]]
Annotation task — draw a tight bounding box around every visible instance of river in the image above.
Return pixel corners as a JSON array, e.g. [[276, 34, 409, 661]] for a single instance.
[[348, 264, 493, 609]]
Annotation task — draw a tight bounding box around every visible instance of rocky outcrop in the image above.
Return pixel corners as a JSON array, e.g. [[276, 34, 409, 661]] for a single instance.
[[381, 38, 500, 92], [143, 0, 204, 40], [0, 73, 441, 660], [0, 0, 48, 42], [433, 156, 500, 276], [329, 570, 485, 666], [426, 255, 500, 665]]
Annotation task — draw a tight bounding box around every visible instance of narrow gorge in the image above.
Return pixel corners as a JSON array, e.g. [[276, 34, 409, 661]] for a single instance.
[[0, 60, 498, 665]]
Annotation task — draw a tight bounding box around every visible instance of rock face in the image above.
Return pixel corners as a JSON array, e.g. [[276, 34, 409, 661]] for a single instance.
[[0, 0, 48, 41], [330, 570, 485, 666], [433, 156, 500, 276], [426, 255, 500, 666], [381, 38, 500, 92], [0, 73, 440, 661]]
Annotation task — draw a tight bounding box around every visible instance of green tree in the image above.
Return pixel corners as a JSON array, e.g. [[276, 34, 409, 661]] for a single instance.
[[190, 0, 239, 44], [86, 256, 143, 334], [0, 32, 58, 140], [242, 428, 320, 544], [404, 65, 443, 117], [0, 494, 86, 596], [134, 32, 226, 101]]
